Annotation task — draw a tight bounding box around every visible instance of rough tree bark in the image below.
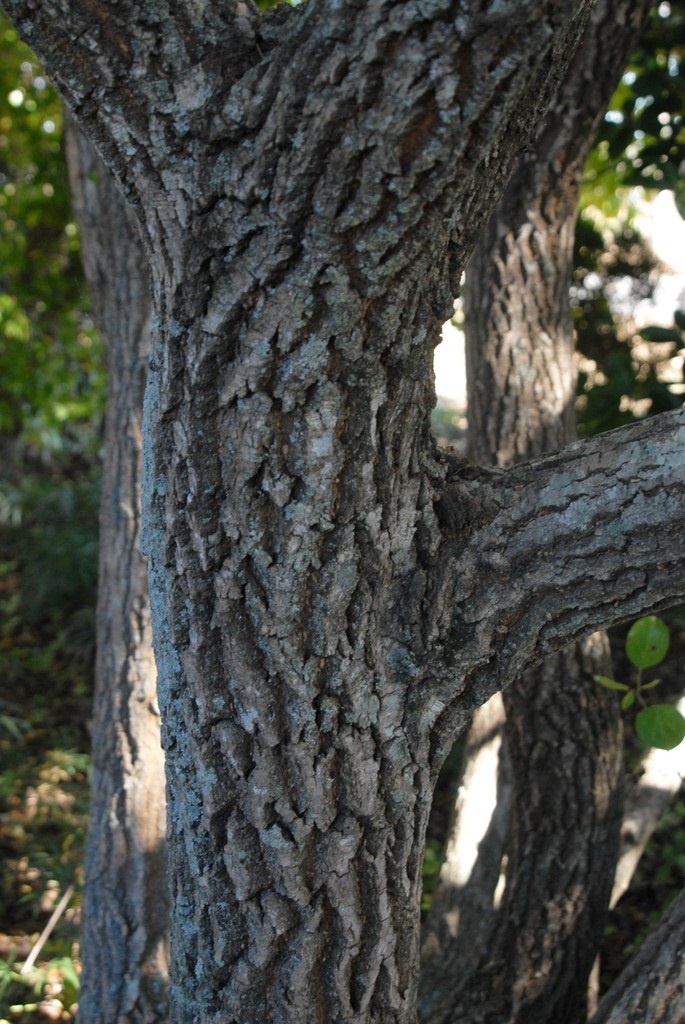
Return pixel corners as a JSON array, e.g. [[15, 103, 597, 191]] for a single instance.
[[589, 886, 685, 1024], [3, 2, 684, 1023], [421, 3, 650, 1022], [63, 119, 169, 1021]]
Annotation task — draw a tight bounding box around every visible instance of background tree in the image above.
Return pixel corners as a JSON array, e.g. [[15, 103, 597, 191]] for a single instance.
[[421, 4, 650, 1022], [0, 17, 168, 1020], [63, 119, 168, 1023], [575, 1, 685, 439], [2, 2, 685, 1024]]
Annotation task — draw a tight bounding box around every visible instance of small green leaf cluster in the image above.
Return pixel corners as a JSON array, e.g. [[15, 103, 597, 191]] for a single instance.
[[596, 616, 685, 750], [0, 954, 79, 1023]]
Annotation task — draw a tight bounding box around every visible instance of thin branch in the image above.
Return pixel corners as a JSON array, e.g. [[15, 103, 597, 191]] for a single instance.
[[20, 883, 75, 976]]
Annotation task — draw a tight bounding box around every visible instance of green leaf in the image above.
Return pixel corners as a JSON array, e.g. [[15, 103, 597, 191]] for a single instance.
[[639, 325, 683, 344], [626, 616, 670, 668], [641, 678, 662, 691], [636, 705, 685, 750], [595, 675, 630, 692], [621, 691, 636, 710]]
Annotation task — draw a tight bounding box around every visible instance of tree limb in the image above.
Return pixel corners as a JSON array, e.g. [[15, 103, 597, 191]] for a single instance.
[[2, 0, 596, 286], [589, 887, 685, 1024], [425, 408, 685, 737], [0, 0, 264, 196]]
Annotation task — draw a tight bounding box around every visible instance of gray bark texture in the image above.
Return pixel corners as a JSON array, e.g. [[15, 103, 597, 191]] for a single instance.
[[589, 886, 685, 1024], [63, 118, 169, 1022], [421, 2, 650, 1022], [3, 2, 684, 1022]]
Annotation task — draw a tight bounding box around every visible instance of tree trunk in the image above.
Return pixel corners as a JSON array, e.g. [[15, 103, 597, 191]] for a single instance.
[[64, 117, 169, 1023], [421, 693, 511, 988], [422, 637, 621, 1024], [421, 3, 649, 1021], [4, 2, 685, 1022]]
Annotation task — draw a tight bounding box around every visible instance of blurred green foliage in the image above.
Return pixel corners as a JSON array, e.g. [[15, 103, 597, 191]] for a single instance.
[[0, 16, 104, 460], [574, 1, 685, 437], [0, 16, 102, 1021], [584, 1, 685, 218], [421, 840, 444, 914], [572, 214, 685, 436], [0, 473, 95, 1022], [0, 473, 99, 659], [0, 471, 98, 902], [0, 21, 101, 1020], [0, 954, 80, 1023]]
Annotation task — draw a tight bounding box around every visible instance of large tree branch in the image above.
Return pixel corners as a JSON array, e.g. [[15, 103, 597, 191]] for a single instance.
[[424, 409, 685, 739], [213, 0, 598, 302], [3, 0, 596, 291], [0, 0, 264, 201], [1, 0, 263, 99]]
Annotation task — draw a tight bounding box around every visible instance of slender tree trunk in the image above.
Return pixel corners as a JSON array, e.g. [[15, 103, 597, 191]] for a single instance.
[[64, 117, 169, 1023], [421, 694, 511, 987], [421, 3, 650, 1021]]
